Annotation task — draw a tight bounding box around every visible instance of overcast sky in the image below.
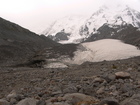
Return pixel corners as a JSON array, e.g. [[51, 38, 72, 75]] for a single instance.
[[0, 0, 140, 33]]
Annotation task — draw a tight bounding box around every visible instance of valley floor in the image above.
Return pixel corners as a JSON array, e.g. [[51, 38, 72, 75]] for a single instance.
[[0, 56, 140, 105]]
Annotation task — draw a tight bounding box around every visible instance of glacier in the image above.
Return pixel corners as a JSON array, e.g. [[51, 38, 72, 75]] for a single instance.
[[64, 39, 140, 64]]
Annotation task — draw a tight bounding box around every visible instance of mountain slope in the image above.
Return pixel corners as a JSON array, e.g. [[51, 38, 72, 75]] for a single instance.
[[0, 17, 58, 66], [80, 5, 140, 36], [84, 23, 140, 47], [79, 5, 140, 46], [42, 15, 88, 43], [42, 5, 140, 44]]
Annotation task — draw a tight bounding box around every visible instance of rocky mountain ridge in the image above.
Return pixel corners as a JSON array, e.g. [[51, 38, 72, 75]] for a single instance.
[[42, 5, 140, 43], [80, 5, 140, 36], [0, 17, 58, 66], [42, 15, 88, 43]]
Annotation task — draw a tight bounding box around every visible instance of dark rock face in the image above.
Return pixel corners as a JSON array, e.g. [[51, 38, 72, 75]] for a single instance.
[[47, 32, 70, 42], [84, 24, 140, 47], [0, 17, 57, 66]]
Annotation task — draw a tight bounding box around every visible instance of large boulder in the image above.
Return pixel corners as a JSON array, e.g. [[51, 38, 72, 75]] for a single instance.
[[6, 90, 23, 102], [115, 72, 131, 79], [120, 94, 140, 105], [46, 93, 99, 105], [63, 93, 99, 105], [0, 99, 10, 105], [99, 98, 119, 105]]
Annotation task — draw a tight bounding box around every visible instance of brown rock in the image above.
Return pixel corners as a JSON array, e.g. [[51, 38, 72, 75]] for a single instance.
[[115, 72, 130, 79], [16, 98, 37, 105], [0, 99, 10, 105], [63, 93, 99, 105], [93, 77, 104, 83], [120, 94, 140, 105], [96, 86, 105, 94]]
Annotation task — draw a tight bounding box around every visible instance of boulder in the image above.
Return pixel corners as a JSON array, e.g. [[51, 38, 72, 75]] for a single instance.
[[46, 93, 99, 105], [36, 100, 46, 105], [96, 86, 105, 94], [99, 98, 119, 105], [16, 98, 37, 105], [7, 90, 17, 101], [0, 99, 10, 105], [93, 77, 104, 83], [115, 72, 130, 79], [102, 73, 115, 82], [63, 93, 99, 105], [120, 94, 140, 105], [7, 90, 23, 101]]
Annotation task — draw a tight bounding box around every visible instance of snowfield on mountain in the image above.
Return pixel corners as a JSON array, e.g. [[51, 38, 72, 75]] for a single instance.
[[42, 5, 140, 43], [42, 15, 88, 41], [81, 5, 140, 36], [65, 39, 140, 64]]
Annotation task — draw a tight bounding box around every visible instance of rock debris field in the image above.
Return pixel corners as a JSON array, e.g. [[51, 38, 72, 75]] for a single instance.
[[0, 56, 140, 105]]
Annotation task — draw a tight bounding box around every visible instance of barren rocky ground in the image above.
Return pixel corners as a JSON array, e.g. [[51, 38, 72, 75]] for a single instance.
[[0, 56, 140, 105]]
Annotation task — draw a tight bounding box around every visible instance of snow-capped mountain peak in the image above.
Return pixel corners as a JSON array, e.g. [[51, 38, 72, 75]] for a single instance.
[[80, 5, 140, 36], [42, 5, 140, 43], [43, 15, 88, 36]]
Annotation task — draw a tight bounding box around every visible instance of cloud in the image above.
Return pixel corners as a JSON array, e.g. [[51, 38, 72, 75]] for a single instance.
[[0, 0, 140, 33]]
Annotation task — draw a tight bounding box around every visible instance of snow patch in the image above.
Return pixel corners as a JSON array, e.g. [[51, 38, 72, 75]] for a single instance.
[[43, 15, 88, 37], [44, 62, 68, 68], [137, 28, 140, 31]]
